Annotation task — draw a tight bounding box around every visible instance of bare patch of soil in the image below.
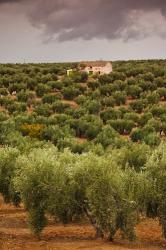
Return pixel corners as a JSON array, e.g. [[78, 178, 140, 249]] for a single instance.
[[61, 99, 78, 108]]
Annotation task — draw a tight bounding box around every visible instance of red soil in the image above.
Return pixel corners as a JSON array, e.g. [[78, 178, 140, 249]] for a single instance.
[[61, 99, 78, 108], [0, 196, 166, 250]]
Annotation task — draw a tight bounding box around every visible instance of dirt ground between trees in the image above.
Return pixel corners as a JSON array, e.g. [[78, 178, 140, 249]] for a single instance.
[[0, 196, 166, 250]]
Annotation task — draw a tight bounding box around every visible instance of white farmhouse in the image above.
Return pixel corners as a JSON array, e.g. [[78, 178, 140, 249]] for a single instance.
[[80, 61, 112, 75], [67, 69, 73, 76]]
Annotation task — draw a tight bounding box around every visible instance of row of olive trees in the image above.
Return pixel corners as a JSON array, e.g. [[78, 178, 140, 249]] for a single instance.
[[0, 143, 165, 240]]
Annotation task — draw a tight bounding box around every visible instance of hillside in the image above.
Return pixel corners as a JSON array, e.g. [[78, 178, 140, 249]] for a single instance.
[[0, 60, 166, 151]]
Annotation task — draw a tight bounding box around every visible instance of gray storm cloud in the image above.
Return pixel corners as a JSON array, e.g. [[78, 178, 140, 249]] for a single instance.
[[1, 0, 166, 41]]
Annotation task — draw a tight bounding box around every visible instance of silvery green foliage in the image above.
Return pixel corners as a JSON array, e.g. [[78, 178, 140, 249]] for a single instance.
[[1, 142, 165, 240], [14, 147, 59, 235], [72, 153, 138, 240], [0, 147, 20, 205], [146, 142, 166, 238], [13, 147, 139, 239]]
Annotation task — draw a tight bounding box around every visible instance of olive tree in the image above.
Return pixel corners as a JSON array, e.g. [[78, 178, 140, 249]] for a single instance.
[[146, 142, 166, 238], [0, 147, 20, 206]]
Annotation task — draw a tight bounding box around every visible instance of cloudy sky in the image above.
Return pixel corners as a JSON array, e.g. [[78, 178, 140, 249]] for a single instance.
[[0, 0, 166, 63]]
